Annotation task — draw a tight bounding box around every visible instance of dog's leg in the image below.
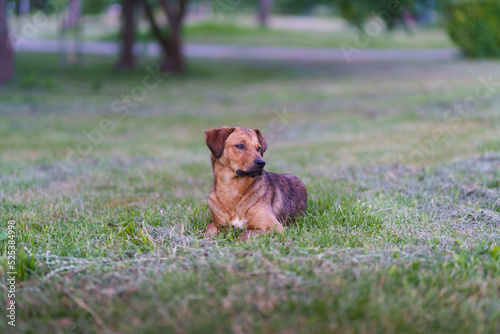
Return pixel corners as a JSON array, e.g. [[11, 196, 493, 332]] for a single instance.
[[204, 222, 219, 238], [238, 223, 283, 241], [206, 196, 230, 238], [238, 207, 284, 241], [238, 229, 261, 241], [247, 207, 284, 232]]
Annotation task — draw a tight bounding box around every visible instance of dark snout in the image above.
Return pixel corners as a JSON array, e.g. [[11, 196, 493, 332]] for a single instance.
[[236, 158, 266, 177], [254, 158, 266, 169]]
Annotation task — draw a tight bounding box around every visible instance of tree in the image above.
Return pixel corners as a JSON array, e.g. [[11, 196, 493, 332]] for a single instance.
[[116, 0, 139, 69], [257, 0, 273, 28], [59, 0, 83, 65], [336, 0, 417, 29], [271, 0, 426, 29], [14, 0, 30, 16], [141, 0, 188, 73], [0, 0, 15, 86]]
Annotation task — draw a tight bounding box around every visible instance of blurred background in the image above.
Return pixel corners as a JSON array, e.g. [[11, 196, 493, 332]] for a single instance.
[[1, 0, 499, 177], [1, 0, 498, 79]]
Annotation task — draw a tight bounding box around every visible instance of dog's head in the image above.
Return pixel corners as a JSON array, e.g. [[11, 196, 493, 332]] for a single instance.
[[204, 126, 268, 177]]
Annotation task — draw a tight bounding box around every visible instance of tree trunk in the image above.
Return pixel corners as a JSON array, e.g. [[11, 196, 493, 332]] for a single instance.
[[160, 31, 184, 73], [258, 0, 273, 28], [15, 0, 20, 15], [116, 0, 136, 69], [0, 0, 15, 86], [64, 0, 81, 28], [141, 0, 187, 74], [15, 0, 29, 16]]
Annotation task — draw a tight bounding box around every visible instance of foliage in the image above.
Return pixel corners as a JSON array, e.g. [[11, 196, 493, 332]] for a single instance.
[[10, 0, 115, 15], [269, 0, 432, 29], [336, 0, 425, 29], [81, 0, 116, 15], [272, 0, 332, 15], [443, 0, 500, 58]]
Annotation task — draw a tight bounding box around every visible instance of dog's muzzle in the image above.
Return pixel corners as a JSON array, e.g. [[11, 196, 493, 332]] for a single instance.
[[254, 158, 266, 169], [236, 159, 266, 177]]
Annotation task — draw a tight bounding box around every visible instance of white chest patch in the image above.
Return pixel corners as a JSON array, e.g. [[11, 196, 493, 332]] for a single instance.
[[230, 217, 247, 229]]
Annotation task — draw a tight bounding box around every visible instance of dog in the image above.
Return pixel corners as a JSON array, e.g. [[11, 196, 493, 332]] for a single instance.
[[204, 126, 307, 239]]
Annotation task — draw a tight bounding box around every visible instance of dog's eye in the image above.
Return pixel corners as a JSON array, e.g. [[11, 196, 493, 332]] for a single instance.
[[235, 144, 245, 149], [257, 147, 261, 152]]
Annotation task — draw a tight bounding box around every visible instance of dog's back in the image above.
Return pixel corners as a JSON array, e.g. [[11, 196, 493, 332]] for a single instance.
[[264, 172, 307, 225]]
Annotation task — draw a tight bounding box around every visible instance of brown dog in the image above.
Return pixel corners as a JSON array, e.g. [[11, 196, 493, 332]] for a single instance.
[[204, 126, 307, 239]]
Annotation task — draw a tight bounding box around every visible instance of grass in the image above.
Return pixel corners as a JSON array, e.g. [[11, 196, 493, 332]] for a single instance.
[[0, 52, 499, 333], [182, 21, 455, 49], [36, 15, 455, 49]]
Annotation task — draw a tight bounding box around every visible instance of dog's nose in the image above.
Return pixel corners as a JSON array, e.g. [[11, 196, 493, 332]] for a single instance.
[[254, 158, 266, 169]]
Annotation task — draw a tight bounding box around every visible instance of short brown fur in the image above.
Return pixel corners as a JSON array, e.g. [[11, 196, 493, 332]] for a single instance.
[[204, 126, 307, 239]]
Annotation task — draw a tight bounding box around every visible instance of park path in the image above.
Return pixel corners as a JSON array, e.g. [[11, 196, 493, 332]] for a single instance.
[[16, 39, 459, 62]]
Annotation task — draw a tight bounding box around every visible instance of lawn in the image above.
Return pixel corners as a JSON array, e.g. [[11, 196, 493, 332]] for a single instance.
[[182, 21, 455, 49], [29, 14, 455, 49], [0, 52, 499, 333]]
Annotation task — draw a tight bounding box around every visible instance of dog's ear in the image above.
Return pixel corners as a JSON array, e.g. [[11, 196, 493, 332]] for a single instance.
[[254, 129, 268, 156], [204, 127, 235, 158]]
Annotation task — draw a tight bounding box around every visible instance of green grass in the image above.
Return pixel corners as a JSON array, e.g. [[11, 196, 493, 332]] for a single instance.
[[0, 53, 500, 333], [183, 21, 455, 49], [98, 19, 455, 49], [30, 14, 454, 49]]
